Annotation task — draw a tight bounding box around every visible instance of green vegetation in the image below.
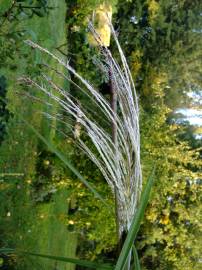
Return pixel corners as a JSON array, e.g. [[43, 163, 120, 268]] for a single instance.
[[114, 1, 202, 269], [0, 0, 201, 270], [0, 0, 77, 269]]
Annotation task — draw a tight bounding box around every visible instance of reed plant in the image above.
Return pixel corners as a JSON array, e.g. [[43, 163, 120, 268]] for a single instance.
[[23, 22, 142, 237], [3, 23, 155, 269]]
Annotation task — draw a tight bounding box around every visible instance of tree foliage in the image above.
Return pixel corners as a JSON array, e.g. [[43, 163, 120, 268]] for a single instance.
[[115, 0, 202, 109], [113, 1, 202, 268]]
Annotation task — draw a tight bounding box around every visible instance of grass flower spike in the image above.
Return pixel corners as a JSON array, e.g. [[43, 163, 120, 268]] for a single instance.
[[23, 23, 142, 238]]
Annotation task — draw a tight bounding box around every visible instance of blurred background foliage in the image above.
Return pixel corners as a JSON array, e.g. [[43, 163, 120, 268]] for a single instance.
[[0, 0, 201, 269]]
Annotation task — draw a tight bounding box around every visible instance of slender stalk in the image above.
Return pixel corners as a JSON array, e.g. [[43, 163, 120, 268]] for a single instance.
[[109, 64, 120, 245]]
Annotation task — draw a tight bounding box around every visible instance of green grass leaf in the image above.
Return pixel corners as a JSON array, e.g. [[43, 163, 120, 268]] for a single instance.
[[0, 248, 14, 254], [0, 249, 114, 270], [114, 166, 156, 270], [132, 245, 141, 270], [21, 117, 108, 207], [22, 251, 114, 270]]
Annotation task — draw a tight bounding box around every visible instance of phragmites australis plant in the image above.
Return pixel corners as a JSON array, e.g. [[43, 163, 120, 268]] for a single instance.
[[21, 21, 142, 252]]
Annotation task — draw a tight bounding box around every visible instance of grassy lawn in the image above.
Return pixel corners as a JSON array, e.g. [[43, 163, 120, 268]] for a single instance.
[[0, 1, 77, 269], [21, 190, 77, 270]]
